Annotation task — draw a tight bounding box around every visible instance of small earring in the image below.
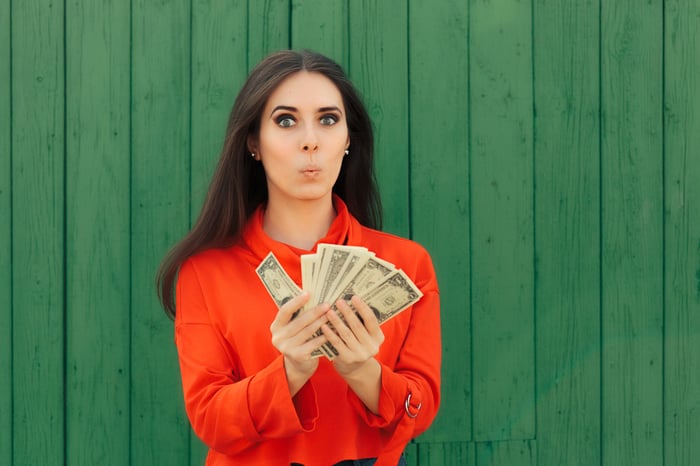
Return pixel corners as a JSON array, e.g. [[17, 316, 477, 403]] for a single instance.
[[344, 149, 349, 156], [251, 152, 256, 159]]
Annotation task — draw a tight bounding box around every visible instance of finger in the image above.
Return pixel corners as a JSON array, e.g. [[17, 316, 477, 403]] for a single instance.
[[286, 329, 329, 360], [273, 310, 330, 356], [279, 306, 331, 349], [320, 322, 348, 354], [335, 299, 369, 340], [326, 307, 360, 348], [350, 295, 381, 334], [274, 292, 310, 326], [348, 297, 384, 352], [301, 332, 329, 358], [274, 297, 326, 333]]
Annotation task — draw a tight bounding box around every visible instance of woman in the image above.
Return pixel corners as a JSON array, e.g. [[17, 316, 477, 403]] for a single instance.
[[157, 50, 441, 466]]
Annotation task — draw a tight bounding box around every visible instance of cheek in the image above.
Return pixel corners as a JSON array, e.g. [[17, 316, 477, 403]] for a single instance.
[[259, 135, 295, 163]]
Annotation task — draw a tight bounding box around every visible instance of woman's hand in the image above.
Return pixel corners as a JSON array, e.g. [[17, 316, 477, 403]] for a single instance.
[[270, 292, 329, 396], [321, 295, 384, 413], [322, 295, 385, 374]]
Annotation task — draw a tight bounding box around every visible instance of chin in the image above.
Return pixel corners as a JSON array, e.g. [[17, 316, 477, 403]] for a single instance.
[[292, 187, 334, 202]]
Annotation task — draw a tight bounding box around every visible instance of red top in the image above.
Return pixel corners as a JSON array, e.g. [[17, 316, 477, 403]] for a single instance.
[[175, 197, 441, 466]]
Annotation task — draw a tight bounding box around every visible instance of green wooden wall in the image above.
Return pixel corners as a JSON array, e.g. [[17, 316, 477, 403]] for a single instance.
[[2, 0, 699, 465]]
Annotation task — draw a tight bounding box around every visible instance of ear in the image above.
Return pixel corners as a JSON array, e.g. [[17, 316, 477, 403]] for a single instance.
[[345, 136, 350, 150], [247, 134, 259, 155]]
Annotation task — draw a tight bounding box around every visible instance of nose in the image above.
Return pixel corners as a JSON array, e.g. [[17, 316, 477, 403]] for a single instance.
[[301, 126, 319, 153]]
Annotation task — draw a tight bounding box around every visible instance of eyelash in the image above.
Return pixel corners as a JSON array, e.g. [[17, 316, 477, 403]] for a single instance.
[[274, 114, 340, 127], [320, 114, 338, 126], [275, 114, 295, 127]]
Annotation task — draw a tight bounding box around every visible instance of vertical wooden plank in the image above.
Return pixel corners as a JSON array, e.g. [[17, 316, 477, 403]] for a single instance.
[[291, 0, 348, 69], [418, 442, 475, 466], [247, 0, 289, 70], [0, 0, 11, 463], [533, 1, 601, 465], [476, 439, 536, 466], [470, 0, 535, 441], [601, 1, 663, 465], [664, 0, 700, 464], [190, 1, 248, 463], [348, 0, 409, 237], [64, 1, 130, 465], [131, 0, 191, 464], [408, 0, 470, 442], [403, 441, 418, 466], [11, 0, 65, 464], [191, 0, 248, 227]]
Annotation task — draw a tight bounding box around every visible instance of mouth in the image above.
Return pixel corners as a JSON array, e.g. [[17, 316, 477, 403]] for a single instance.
[[301, 166, 321, 176]]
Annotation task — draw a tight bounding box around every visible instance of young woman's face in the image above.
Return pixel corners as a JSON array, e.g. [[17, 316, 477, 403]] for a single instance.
[[250, 71, 350, 206]]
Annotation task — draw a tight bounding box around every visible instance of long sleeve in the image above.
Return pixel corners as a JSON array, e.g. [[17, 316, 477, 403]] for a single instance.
[[174, 259, 318, 456], [346, 248, 442, 448]]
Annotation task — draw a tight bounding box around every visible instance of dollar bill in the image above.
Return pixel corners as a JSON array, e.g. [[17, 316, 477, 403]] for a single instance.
[[318, 260, 420, 359], [330, 256, 396, 304], [256, 245, 424, 360], [358, 269, 423, 324], [256, 252, 302, 307], [320, 268, 423, 358], [314, 245, 370, 306], [300, 254, 317, 312], [256, 252, 331, 358]]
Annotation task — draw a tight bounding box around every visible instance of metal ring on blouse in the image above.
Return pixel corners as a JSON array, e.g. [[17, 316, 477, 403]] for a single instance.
[[404, 392, 422, 418]]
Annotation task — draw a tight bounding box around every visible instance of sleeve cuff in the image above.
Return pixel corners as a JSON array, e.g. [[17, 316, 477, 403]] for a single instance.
[[346, 362, 409, 428], [248, 355, 319, 437]]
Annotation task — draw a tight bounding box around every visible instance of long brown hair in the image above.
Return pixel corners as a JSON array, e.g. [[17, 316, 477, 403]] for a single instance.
[[157, 49, 382, 318]]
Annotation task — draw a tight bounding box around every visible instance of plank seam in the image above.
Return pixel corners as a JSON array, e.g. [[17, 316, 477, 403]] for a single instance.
[[128, 0, 134, 463], [661, 0, 667, 464], [9, 0, 14, 462], [466, 0, 475, 444], [405, 2, 413, 238], [530, 0, 538, 444], [287, 0, 292, 49], [187, 0, 193, 462], [62, 0, 68, 463], [597, 0, 604, 464]]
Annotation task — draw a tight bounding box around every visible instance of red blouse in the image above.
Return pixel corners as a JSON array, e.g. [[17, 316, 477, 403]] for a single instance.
[[175, 197, 441, 465]]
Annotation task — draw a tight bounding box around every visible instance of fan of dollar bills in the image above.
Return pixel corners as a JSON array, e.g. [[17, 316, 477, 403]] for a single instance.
[[256, 244, 423, 359]]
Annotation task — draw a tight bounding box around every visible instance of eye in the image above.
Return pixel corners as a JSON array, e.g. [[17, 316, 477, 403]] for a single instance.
[[320, 114, 339, 126], [275, 114, 296, 128]]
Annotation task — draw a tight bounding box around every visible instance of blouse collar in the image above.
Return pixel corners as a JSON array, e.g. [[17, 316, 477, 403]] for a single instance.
[[241, 195, 362, 283]]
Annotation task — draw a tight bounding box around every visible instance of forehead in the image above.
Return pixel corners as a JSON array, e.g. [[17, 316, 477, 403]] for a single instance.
[[265, 71, 344, 110]]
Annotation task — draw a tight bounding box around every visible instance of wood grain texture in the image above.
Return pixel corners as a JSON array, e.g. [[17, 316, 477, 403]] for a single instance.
[[64, 1, 130, 465], [248, 0, 289, 70], [418, 442, 474, 466], [533, 1, 601, 465], [469, 0, 535, 441], [131, 0, 191, 464], [291, 0, 348, 69], [408, 0, 470, 442], [0, 0, 11, 463], [601, 1, 664, 465], [403, 441, 418, 466], [4, 2, 700, 465], [664, 0, 700, 464], [11, 0, 65, 464], [191, 0, 248, 226], [348, 0, 410, 237], [190, 1, 249, 462], [476, 439, 536, 466]]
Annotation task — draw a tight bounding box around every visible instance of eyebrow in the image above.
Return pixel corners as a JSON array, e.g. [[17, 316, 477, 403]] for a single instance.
[[269, 105, 343, 117]]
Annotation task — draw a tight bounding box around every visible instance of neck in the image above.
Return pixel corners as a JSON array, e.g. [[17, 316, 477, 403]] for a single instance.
[[263, 195, 336, 251]]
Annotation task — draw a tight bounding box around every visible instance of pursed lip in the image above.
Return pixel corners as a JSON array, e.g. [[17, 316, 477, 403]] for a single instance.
[[300, 165, 321, 175]]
